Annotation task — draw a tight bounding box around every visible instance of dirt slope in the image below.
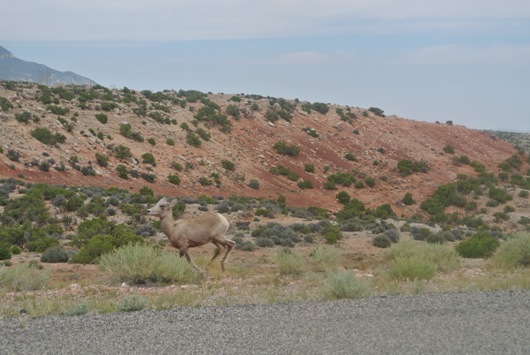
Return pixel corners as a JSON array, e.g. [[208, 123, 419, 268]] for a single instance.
[[0, 83, 518, 216]]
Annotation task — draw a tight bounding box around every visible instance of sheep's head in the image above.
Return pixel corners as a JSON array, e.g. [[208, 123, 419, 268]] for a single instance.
[[147, 198, 175, 218]]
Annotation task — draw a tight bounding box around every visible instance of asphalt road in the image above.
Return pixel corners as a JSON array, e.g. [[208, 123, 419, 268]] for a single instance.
[[1, 290, 529, 354]]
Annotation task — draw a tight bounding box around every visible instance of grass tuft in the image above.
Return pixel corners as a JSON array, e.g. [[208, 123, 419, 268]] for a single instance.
[[99, 244, 200, 285], [324, 270, 371, 299], [491, 232, 530, 269], [276, 249, 305, 275], [310, 246, 343, 272], [0, 263, 51, 292]]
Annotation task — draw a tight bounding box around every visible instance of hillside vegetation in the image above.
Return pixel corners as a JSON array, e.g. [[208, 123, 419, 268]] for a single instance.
[[0, 81, 529, 318]]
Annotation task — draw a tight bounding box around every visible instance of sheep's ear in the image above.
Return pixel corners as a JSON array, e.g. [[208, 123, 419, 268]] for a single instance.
[[170, 199, 177, 208]]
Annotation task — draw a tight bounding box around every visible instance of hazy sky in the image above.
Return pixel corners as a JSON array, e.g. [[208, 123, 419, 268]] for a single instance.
[[2, 0, 529, 131]]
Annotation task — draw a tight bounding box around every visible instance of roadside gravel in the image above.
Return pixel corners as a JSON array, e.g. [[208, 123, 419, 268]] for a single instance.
[[1, 290, 529, 354]]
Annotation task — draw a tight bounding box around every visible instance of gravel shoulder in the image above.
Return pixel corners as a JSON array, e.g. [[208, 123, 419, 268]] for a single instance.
[[1, 290, 529, 354]]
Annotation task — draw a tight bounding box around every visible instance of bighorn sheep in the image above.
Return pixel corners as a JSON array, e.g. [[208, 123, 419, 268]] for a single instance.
[[147, 197, 235, 273]]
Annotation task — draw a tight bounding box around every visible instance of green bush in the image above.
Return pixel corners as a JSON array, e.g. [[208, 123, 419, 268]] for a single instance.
[[95, 113, 108, 124], [15, 111, 32, 123], [402, 192, 416, 205], [455, 232, 500, 258], [168, 174, 181, 185], [0, 244, 12, 260], [336, 191, 350, 205], [297, 180, 313, 189], [372, 235, 392, 248], [141, 152, 156, 166], [397, 159, 429, 176], [324, 270, 370, 299], [221, 160, 235, 171], [31, 127, 66, 145], [186, 131, 201, 147], [491, 232, 530, 268], [273, 141, 300, 157], [0, 96, 13, 112], [40, 247, 70, 263], [95, 153, 108, 167], [6, 149, 20, 162], [247, 180, 260, 189], [323, 223, 342, 244], [443, 145, 455, 154]]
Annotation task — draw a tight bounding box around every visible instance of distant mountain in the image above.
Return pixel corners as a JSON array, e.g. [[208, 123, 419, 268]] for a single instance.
[[0, 45, 97, 86]]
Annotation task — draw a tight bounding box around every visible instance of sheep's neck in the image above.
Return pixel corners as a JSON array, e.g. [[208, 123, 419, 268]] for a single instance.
[[160, 215, 176, 237]]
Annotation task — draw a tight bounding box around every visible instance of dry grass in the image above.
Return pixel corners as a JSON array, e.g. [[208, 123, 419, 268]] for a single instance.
[[1, 236, 530, 319]]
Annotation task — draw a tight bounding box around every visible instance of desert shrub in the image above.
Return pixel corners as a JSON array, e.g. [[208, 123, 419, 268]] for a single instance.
[[81, 165, 96, 176], [443, 145, 455, 154], [0, 262, 51, 291], [114, 145, 132, 160], [95, 113, 108, 124], [64, 303, 90, 317], [385, 240, 460, 273], [397, 159, 429, 176], [324, 270, 370, 299], [0, 96, 13, 111], [323, 223, 342, 244], [387, 255, 437, 281], [221, 160, 235, 171], [186, 131, 201, 147], [48, 104, 70, 115], [519, 190, 529, 198], [384, 229, 400, 243], [365, 177, 376, 188], [141, 173, 156, 183], [6, 149, 20, 162], [411, 227, 433, 241], [455, 232, 500, 258], [426, 233, 447, 244], [247, 180, 260, 189], [15, 111, 32, 123], [273, 141, 300, 157], [336, 191, 350, 205], [0, 244, 11, 260], [99, 244, 199, 284], [141, 153, 156, 166], [488, 187, 512, 204], [372, 235, 392, 248], [40, 246, 70, 263], [95, 153, 108, 167], [491, 232, 530, 268], [310, 246, 342, 272], [117, 294, 147, 312], [168, 174, 181, 185], [276, 249, 305, 275], [402, 192, 416, 205], [31, 127, 66, 145], [297, 180, 313, 189]]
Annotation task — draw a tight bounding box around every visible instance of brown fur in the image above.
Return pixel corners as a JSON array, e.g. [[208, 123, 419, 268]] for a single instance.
[[148, 198, 235, 273]]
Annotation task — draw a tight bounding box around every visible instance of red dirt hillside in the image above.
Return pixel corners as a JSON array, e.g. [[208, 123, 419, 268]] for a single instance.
[[0, 82, 517, 216]]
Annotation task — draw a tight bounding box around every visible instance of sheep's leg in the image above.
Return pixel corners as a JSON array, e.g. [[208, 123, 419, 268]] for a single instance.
[[207, 241, 225, 267], [180, 248, 204, 274], [219, 239, 236, 271]]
